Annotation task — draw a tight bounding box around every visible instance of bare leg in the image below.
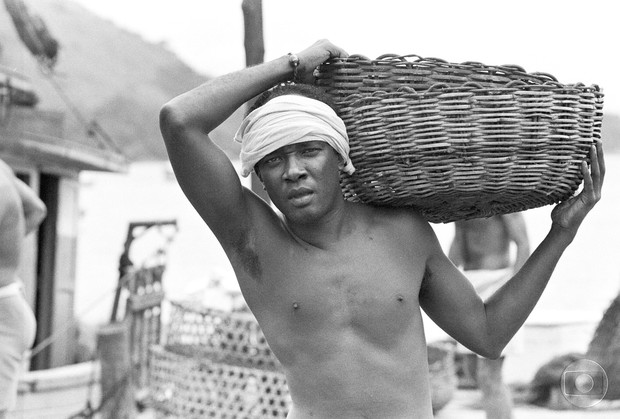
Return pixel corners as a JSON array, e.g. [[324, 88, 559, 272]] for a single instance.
[[477, 356, 513, 419]]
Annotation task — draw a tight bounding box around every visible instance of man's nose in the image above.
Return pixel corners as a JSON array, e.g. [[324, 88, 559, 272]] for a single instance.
[[283, 155, 306, 181]]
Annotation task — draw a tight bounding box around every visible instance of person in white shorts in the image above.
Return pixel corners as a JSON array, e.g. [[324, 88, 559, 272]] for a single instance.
[[0, 159, 46, 418], [450, 213, 530, 419]]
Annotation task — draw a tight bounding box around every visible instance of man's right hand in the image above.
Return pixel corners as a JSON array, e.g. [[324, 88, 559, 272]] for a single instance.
[[296, 39, 349, 83]]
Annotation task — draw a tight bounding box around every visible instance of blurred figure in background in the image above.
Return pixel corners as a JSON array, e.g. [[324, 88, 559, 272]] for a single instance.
[[449, 213, 530, 419], [0, 159, 47, 419]]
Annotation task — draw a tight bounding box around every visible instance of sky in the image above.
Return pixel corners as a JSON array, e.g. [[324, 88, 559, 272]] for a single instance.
[[71, 0, 619, 115]]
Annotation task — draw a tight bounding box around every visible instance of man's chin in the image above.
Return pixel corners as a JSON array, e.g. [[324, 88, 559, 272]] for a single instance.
[[282, 206, 320, 225]]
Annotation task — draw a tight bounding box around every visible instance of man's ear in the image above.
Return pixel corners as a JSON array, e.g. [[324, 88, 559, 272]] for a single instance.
[[336, 153, 345, 171]]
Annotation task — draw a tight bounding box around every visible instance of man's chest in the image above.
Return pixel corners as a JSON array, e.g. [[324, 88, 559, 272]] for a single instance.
[[253, 237, 426, 344]]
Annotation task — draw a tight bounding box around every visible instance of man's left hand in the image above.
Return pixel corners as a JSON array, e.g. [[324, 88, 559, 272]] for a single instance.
[[551, 139, 605, 236]]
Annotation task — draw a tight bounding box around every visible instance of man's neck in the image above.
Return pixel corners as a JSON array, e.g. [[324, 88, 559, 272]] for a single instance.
[[285, 201, 356, 249]]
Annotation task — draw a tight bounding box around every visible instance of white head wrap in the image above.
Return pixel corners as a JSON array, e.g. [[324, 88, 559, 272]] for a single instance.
[[233, 95, 355, 177]]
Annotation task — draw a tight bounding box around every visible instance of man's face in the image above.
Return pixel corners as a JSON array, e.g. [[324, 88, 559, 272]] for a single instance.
[[256, 140, 343, 224]]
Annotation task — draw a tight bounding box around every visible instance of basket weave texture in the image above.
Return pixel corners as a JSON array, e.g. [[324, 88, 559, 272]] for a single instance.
[[150, 301, 288, 418], [165, 300, 281, 371], [316, 54, 604, 223]]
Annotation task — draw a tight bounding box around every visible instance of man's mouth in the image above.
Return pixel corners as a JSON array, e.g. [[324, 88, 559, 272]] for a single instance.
[[288, 188, 314, 206]]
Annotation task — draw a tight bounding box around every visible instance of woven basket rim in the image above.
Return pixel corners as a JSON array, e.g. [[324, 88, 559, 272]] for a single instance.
[[337, 81, 602, 106], [320, 55, 602, 91]]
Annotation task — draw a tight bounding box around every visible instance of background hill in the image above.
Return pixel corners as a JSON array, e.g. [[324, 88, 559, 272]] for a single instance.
[[0, 0, 242, 162]]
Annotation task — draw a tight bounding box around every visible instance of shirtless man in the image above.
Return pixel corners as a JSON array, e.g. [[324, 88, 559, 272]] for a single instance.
[[0, 159, 46, 419], [159, 39, 605, 418], [449, 213, 530, 419]]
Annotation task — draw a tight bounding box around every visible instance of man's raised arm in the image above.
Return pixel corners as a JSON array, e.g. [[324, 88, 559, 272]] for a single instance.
[[484, 140, 605, 349], [159, 40, 347, 242], [422, 141, 605, 358]]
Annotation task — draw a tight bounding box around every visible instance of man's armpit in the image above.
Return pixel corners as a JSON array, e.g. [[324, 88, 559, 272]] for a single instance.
[[229, 230, 263, 280]]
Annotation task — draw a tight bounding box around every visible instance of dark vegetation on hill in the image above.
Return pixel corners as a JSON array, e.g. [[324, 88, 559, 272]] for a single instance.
[[0, 0, 242, 161]]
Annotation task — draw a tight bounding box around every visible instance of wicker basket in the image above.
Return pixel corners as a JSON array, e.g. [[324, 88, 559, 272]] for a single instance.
[[165, 300, 281, 371], [315, 54, 604, 223], [149, 345, 290, 419]]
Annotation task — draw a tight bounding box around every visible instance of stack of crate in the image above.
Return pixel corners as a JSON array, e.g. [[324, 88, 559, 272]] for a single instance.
[[148, 300, 290, 419]]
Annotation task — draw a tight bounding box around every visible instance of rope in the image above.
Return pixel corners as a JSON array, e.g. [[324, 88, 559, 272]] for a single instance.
[[27, 283, 118, 360], [57, 261, 165, 419], [5, 3, 125, 158], [39, 67, 124, 155], [27, 261, 151, 361], [28, 229, 174, 359], [26, 222, 177, 417], [28, 220, 177, 359]]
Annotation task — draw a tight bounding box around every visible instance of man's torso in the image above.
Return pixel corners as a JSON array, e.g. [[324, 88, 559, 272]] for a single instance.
[[460, 215, 511, 270], [227, 202, 435, 418]]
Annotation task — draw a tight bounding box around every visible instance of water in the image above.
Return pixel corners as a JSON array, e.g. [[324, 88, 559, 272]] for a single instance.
[[75, 154, 620, 333]]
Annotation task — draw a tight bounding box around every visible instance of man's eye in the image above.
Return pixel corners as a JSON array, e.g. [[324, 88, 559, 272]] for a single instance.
[[302, 148, 321, 155], [264, 156, 281, 165]]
